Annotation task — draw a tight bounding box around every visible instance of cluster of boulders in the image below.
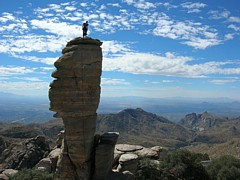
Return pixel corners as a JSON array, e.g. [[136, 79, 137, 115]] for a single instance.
[[34, 130, 164, 179], [0, 135, 50, 179]]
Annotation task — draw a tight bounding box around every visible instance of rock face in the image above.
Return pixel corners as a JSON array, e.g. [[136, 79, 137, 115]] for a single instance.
[[49, 37, 103, 180], [179, 112, 228, 131], [0, 136, 49, 170], [95, 132, 119, 179]]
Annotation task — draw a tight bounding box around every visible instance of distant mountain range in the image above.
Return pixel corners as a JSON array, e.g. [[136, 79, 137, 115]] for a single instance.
[[0, 92, 240, 123]]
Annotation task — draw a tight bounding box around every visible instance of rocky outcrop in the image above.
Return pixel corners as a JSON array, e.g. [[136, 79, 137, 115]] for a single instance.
[[0, 136, 49, 170], [179, 112, 228, 131], [49, 37, 103, 180], [95, 132, 119, 179]]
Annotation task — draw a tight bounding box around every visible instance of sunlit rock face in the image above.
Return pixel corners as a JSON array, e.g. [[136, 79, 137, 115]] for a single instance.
[[49, 37, 103, 180]]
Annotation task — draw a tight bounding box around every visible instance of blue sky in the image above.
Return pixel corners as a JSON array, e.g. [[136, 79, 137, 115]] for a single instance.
[[0, 0, 240, 100]]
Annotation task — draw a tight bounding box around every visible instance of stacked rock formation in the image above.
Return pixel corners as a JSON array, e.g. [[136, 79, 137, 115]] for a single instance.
[[49, 37, 103, 180]]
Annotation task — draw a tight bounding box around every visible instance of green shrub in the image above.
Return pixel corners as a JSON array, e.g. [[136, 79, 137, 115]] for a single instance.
[[159, 149, 210, 180], [136, 149, 210, 180], [207, 155, 240, 180], [136, 158, 161, 180], [11, 168, 53, 180]]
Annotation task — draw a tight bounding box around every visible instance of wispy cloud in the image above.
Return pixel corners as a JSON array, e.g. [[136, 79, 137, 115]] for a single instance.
[[153, 15, 222, 49], [0, 81, 49, 96], [181, 2, 207, 13], [14, 77, 43, 82], [208, 79, 239, 85], [208, 10, 230, 20], [103, 41, 240, 78], [123, 0, 156, 10], [12, 54, 57, 65], [101, 78, 130, 85], [0, 66, 34, 76]]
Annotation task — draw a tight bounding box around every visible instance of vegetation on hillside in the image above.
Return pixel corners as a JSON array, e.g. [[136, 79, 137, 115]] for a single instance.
[[136, 150, 240, 180], [10, 168, 53, 180]]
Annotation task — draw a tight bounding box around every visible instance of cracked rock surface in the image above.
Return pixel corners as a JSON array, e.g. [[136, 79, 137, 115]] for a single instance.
[[49, 37, 103, 180]]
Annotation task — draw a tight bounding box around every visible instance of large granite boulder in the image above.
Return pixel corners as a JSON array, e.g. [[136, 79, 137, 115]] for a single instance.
[[117, 154, 139, 174]]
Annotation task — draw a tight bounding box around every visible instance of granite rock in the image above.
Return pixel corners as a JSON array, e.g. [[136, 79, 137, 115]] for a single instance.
[[95, 132, 119, 179], [117, 154, 139, 174], [49, 37, 103, 180]]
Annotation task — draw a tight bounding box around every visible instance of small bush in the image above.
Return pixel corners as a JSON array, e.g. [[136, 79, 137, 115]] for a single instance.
[[10, 168, 53, 180], [136, 158, 161, 180], [207, 155, 240, 180]]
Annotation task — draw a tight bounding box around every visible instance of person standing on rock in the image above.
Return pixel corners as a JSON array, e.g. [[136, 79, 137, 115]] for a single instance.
[[82, 21, 88, 38]]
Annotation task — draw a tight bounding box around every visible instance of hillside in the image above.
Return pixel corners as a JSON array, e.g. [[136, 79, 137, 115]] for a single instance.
[[1, 108, 240, 159], [179, 111, 229, 131], [97, 108, 193, 148]]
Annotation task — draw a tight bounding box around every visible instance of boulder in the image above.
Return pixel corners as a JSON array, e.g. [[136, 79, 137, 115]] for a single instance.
[[0, 173, 8, 180], [135, 147, 158, 159], [48, 148, 61, 172], [117, 154, 139, 174], [36, 158, 52, 173], [116, 144, 143, 153], [2, 169, 18, 178]]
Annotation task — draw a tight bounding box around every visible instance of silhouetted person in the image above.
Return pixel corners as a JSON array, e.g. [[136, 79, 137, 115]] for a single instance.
[[82, 21, 88, 38]]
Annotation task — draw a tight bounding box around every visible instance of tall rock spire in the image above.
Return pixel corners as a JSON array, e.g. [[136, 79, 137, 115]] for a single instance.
[[49, 37, 103, 180]]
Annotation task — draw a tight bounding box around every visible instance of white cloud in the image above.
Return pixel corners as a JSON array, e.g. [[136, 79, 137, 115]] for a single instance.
[[208, 10, 230, 19], [183, 37, 222, 50], [102, 41, 131, 55], [228, 24, 240, 31], [123, 0, 156, 10], [30, 19, 81, 37], [0, 66, 34, 76], [12, 54, 57, 65], [107, 3, 121, 7], [208, 79, 238, 85], [144, 80, 160, 84], [0, 12, 15, 23], [162, 80, 174, 83], [153, 16, 221, 49], [40, 67, 55, 71], [229, 16, 240, 23], [0, 81, 49, 96], [101, 78, 130, 85], [102, 41, 240, 78], [181, 2, 207, 13], [65, 6, 77, 11], [14, 77, 43, 82], [224, 33, 234, 40]]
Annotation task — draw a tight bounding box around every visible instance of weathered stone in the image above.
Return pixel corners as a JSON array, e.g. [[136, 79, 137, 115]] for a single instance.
[[95, 132, 119, 180], [116, 144, 144, 153], [2, 169, 18, 178], [0, 173, 9, 180], [100, 132, 119, 145], [55, 131, 64, 148], [151, 146, 164, 153], [117, 154, 139, 174], [48, 148, 61, 172], [49, 37, 103, 180], [1, 136, 49, 170], [36, 158, 52, 173], [135, 147, 158, 158]]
